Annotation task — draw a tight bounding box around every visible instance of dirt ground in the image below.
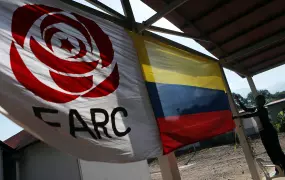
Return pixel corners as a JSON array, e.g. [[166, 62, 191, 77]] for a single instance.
[[149, 133, 285, 180]]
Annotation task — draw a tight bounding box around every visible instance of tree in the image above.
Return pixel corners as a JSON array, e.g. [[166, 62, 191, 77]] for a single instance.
[[233, 89, 285, 111], [232, 93, 249, 111], [273, 91, 285, 100], [273, 109, 285, 132], [247, 89, 274, 106]]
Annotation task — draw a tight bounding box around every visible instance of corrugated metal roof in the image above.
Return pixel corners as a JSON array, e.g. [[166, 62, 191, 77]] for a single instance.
[[143, 0, 285, 76]]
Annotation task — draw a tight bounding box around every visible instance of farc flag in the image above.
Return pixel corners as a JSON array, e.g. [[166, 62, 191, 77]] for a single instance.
[[0, 0, 234, 162]]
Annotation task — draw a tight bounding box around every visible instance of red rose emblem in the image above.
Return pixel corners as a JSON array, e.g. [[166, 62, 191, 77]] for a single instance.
[[10, 4, 119, 103]]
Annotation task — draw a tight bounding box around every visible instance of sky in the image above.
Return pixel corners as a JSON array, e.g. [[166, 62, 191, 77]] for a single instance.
[[0, 0, 285, 141]]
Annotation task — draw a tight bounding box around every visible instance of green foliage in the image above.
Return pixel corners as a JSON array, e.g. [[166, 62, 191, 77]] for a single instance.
[[234, 90, 285, 132], [273, 122, 282, 132], [273, 91, 285, 99], [235, 90, 285, 107], [246, 89, 276, 106], [232, 92, 250, 111], [273, 110, 285, 132]]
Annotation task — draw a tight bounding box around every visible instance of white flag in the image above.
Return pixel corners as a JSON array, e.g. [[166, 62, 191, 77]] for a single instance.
[[0, 0, 162, 162]]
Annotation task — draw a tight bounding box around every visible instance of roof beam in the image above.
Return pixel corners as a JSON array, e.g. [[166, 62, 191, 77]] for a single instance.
[[179, 18, 229, 57], [181, 0, 231, 27], [138, 0, 190, 32], [240, 51, 285, 70], [208, 11, 285, 52], [251, 59, 285, 76], [61, 0, 128, 28], [205, 0, 271, 35], [0, 141, 15, 153], [249, 53, 285, 73], [85, 0, 125, 19], [219, 62, 250, 76], [180, 0, 270, 46], [141, 24, 212, 43], [181, 20, 229, 57], [120, 0, 137, 31], [237, 41, 285, 68], [220, 30, 285, 63]]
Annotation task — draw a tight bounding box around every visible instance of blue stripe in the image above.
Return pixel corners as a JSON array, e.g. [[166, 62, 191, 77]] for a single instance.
[[146, 82, 230, 118]]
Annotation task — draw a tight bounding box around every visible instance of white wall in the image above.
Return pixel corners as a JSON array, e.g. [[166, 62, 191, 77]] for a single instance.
[[242, 117, 257, 129], [19, 143, 81, 180], [79, 160, 151, 180], [18, 142, 152, 180], [242, 116, 259, 135]]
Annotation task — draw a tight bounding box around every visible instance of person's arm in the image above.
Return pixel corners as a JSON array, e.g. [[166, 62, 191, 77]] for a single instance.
[[234, 96, 256, 113], [238, 102, 256, 113], [233, 111, 258, 119]]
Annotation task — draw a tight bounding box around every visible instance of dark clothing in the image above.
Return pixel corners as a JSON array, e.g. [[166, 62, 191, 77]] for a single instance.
[[256, 107, 272, 128], [237, 104, 271, 128], [237, 102, 285, 169], [260, 123, 285, 169]]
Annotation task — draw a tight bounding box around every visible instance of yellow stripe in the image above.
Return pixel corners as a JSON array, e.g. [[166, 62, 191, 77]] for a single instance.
[[128, 31, 153, 81], [128, 32, 225, 91]]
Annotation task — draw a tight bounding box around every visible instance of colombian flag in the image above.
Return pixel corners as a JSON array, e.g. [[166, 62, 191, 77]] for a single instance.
[[131, 33, 235, 154]]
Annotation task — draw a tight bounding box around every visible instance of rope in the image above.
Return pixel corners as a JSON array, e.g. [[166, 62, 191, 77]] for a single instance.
[[234, 130, 237, 152], [184, 146, 196, 165]]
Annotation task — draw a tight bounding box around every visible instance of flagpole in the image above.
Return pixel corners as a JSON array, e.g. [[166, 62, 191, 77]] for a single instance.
[[219, 63, 260, 180]]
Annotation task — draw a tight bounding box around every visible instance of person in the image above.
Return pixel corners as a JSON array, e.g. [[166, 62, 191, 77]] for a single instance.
[[233, 95, 285, 175]]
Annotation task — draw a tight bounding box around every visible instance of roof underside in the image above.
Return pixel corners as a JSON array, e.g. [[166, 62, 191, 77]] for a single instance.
[[4, 130, 38, 150], [142, 0, 285, 76]]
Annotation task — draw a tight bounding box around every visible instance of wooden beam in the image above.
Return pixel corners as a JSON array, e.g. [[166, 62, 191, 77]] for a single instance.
[[120, 0, 137, 31], [138, 0, 190, 32], [141, 24, 211, 43], [221, 30, 285, 63], [85, 0, 125, 19], [61, 0, 128, 28]]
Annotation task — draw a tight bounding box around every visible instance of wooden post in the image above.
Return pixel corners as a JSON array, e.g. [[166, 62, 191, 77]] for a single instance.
[[247, 76, 259, 97], [220, 65, 260, 180], [158, 153, 181, 180], [120, 0, 137, 31]]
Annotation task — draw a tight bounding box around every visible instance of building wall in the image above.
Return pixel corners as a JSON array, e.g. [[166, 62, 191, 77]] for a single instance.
[[19, 143, 81, 180], [2, 151, 16, 180], [267, 102, 285, 122], [79, 160, 151, 180], [18, 142, 152, 180], [242, 117, 259, 136]]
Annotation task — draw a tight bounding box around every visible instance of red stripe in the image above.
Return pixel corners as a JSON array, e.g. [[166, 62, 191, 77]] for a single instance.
[[157, 110, 235, 154]]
